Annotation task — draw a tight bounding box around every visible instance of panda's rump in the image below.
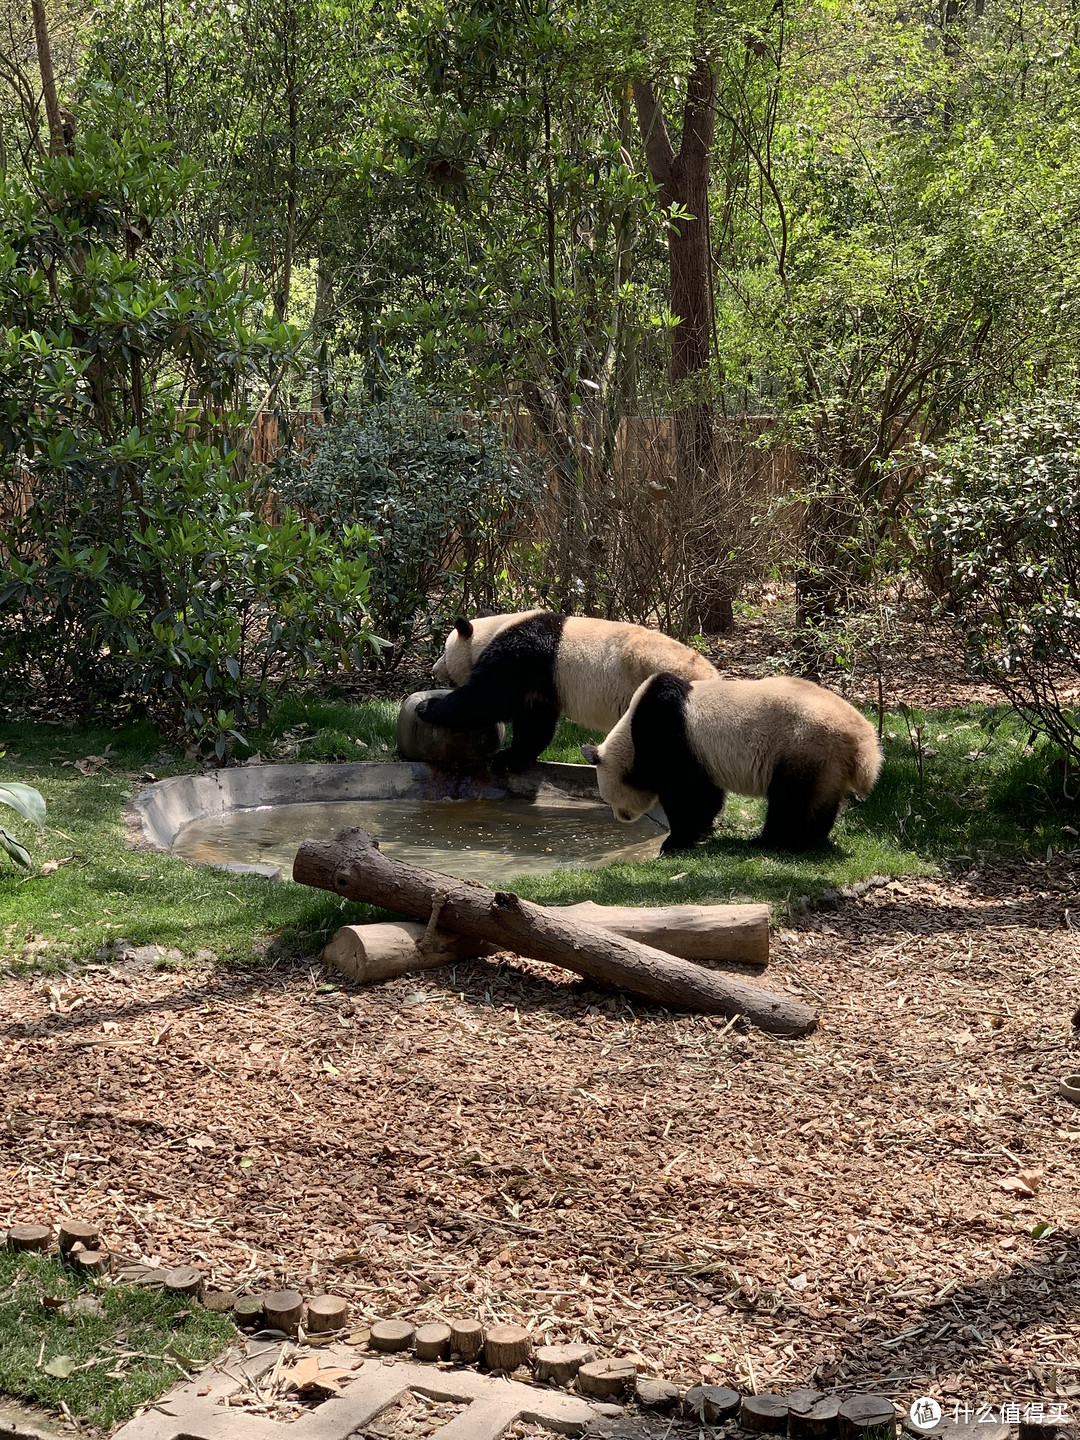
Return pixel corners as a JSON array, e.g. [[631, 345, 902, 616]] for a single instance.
[[556, 619, 717, 731]]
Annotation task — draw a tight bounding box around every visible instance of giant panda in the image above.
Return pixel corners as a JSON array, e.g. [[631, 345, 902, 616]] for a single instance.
[[581, 671, 882, 854], [417, 610, 718, 773]]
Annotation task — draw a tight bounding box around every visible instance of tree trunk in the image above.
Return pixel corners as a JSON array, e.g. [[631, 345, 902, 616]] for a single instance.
[[634, 57, 732, 636], [30, 0, 68, 158], [293, 828, 815, 1035]]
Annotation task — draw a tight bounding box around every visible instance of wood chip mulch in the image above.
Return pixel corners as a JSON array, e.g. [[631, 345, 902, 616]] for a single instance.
[[3, 855, 1079, 1408]]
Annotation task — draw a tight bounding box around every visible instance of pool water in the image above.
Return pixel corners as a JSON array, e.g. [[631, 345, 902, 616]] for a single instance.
[[173, 794, 664, 884]]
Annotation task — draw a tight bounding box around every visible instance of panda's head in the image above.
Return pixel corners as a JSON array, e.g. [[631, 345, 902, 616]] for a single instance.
[[433, 612, 531, 687], [580, 735, 657, 825], [433, 616, 474, 686]]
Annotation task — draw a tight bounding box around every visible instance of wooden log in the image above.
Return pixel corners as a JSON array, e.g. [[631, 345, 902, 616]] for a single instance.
[[636, 1378, 681, 1412], [264, 1289, 304, 1334], [576, 1358, 637, 1399], [295, 829, 814, 1035], [534, 1344, 596, 1386], [202, 1291, 240, 1313], [683, 1385, 741, 1423], [450, 1318, 485, 1362], [7, 1224, 51, 1252], [558, 901, 769, 965], [484, 1324, 532, 1371], [838, 1397, 897, 1440], [74, 1250, 108, 1276], [233, 1295, 265, 1327], [58, 1220, 100, 1255], [370, 1319, 416, 1352], [164, 1266, 205, 1300], [325, 902, 769, 985], [306, 1295, 349, 1333], [741, 1395, 792, 1433], [790, 1396, 844, 1440], [414, 1323, 452, 1361]]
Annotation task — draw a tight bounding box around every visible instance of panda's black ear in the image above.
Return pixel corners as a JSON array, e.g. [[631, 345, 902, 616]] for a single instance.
[[580, 743, 600, 765], [454, 616, 474, 639]]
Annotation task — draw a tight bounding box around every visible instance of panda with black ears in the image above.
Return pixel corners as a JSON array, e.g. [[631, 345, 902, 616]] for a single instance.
[[416, 610, 718, 774], [581, 671, 882, 854]]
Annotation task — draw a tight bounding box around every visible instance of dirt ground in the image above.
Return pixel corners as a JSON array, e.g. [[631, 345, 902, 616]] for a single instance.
[[3, 855, 1079, 1408], [3, 613, 1079, 1414]]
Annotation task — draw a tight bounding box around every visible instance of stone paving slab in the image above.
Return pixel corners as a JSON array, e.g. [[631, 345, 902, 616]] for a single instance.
[[113, 1341, 601, 1440]]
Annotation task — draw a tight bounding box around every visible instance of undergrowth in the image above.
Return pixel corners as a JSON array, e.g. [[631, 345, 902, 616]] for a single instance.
[[1, 697, 1077, 970], [0, 1250, 233, 1428]]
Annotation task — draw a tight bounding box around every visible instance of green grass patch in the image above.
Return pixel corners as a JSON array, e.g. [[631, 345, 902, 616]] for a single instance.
[[0, 1250, 234, 1429], [2, 697, 1077, 969]]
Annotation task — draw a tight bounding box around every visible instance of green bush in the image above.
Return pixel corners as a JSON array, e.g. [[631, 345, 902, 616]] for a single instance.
[[272, 391, 543, 657], [924, 395, 1080, 761], [0, 88, 381, 752]]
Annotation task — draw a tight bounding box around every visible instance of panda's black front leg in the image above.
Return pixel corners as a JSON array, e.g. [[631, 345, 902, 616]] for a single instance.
[[493, 702, 560, 774], [657, 786, 725, 855], [416, 684, 499, 731]]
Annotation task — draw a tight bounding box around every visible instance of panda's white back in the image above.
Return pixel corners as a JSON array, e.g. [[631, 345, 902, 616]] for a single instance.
[[557, 619, 718, 731], [684, 676, 861, 796]]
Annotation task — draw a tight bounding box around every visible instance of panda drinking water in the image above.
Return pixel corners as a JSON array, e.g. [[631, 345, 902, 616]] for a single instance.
[[581, 671, 882, 855], [416, 610, 718, 774]]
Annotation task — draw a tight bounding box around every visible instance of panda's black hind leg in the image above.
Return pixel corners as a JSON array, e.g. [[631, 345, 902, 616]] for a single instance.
[[760, 760, 838, 851], [493, 702, 560, 774]]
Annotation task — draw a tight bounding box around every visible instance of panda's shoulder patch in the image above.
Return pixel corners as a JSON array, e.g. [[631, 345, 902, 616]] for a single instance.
[[626, 672, 708, 792], [469, 610, 567, 688]]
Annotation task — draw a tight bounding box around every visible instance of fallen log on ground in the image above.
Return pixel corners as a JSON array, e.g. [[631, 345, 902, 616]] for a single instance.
[[294, 828, 815, 1035], [324, 900, 769, 985]]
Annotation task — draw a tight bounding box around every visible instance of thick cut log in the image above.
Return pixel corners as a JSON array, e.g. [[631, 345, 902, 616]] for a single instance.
[[74, 1250, 108, 1275], [296, 829, 812, 1035], [534, 1344, 596, 1386], [450, 1318, 485, 1362], [484, 1324, 532, 1371], [58, 1221, 100, 1255], [577, 1358, 637, 1399], [234, 1295, 266, 1327], [415, 1322, 452, 1361], [264, 1290, 304, 1334], [684, 1386, 741, 1423], [306, 1295, 349, 1333], [790, 1396, 843, 1440], [165, 1266, 205, 1300], [325, 901, 768, 985], [370, 1319, 415, 1352], [838, 1397, 897, 1440], [7, 1224, 51, 1252], [742, 1395, 792, 1433], [636, 1378, 681, 1412]]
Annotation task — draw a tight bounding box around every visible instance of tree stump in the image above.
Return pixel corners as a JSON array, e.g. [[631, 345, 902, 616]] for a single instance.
[[234, 1295, 265, 1327], [74, 1250, 108, 1276], [684, 1386, 741, 1422], [58, 1221, 100, 1256], [577, 1358, 637, 1399], [790, 1396, 845, 1440], [202, 1291, 239, 1313], [741, 1395, 792, 1433], [306, 1295, 349, 1334], [397, 691, 504, 769], [370, 1319, 416, 1353], [484, 1324, 532, 1371], [415, 1323, 452, 1362], [534, 1344, 596, 1386], [636, 1378, 681, 1412], [6, 1224, 51, 1252], [838, 1397, 897, 1440], [450, 1318, 485, 1363], [164, 1266, 205, 1301], [264, 1290, 304, 1335]]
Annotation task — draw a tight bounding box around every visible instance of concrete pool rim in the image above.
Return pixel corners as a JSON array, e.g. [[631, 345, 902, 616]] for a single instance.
[[123, 759, 665, 881]]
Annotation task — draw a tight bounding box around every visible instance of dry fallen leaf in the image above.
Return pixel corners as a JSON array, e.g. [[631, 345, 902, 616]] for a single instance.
[[998, 1172, 1041, 1197], [40, 856, 74, 876], [74, 755, 108, 775], [285, 1358, 353, 1395]]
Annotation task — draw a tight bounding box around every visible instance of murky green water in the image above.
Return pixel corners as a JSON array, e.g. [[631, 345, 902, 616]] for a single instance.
[[173, 794, 662, 884]]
